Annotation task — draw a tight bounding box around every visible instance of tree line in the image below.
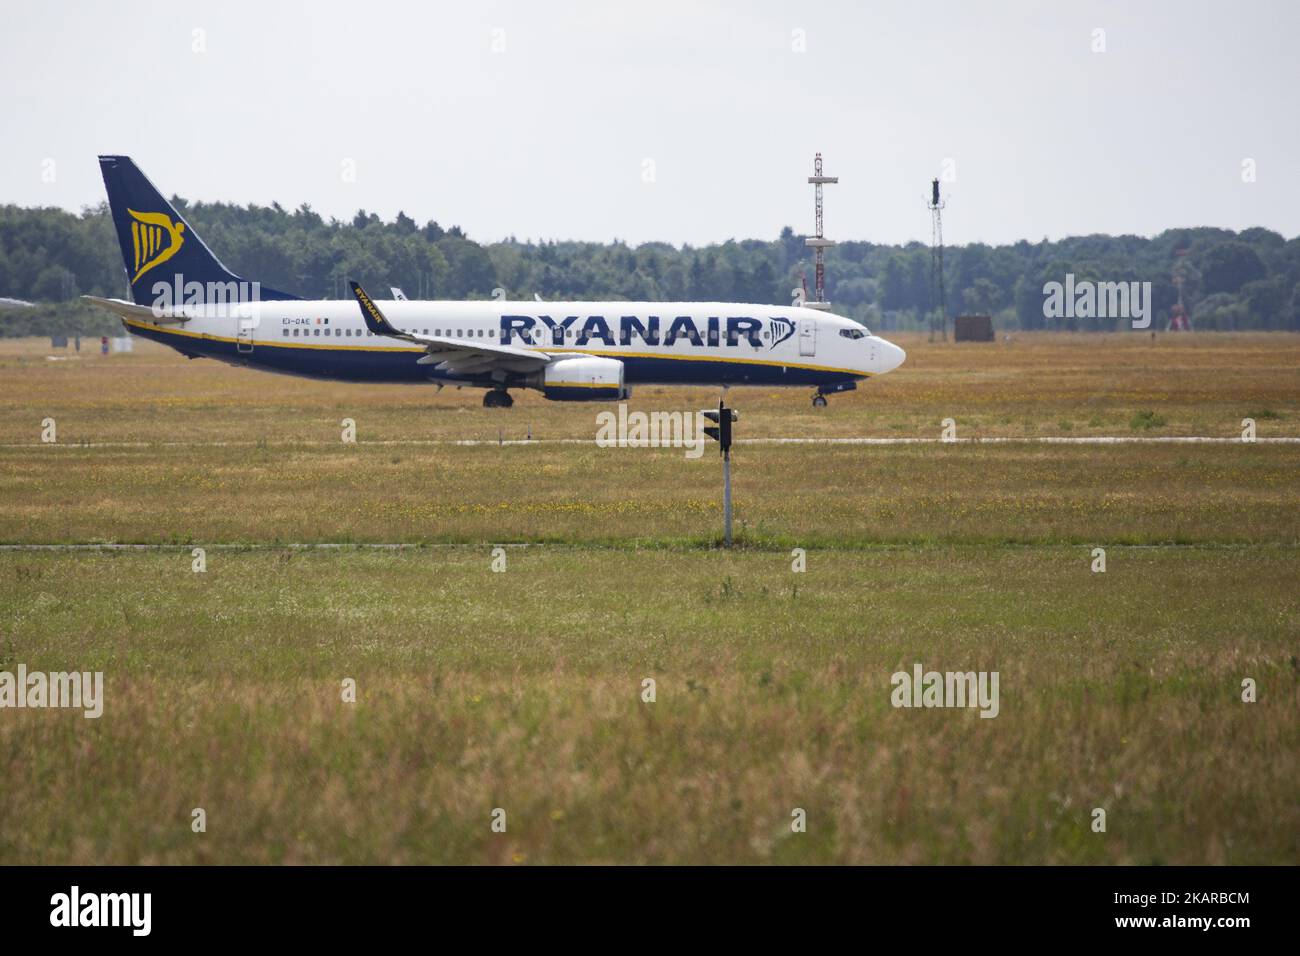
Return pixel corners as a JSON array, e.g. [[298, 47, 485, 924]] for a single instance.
[[1, 198, 1297, 336]]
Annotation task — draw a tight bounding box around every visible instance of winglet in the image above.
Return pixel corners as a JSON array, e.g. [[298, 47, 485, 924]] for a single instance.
[[350, 281, 402, 337]]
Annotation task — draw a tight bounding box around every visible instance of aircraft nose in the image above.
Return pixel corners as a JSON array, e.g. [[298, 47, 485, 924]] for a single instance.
[[879, 338, 906, 373]]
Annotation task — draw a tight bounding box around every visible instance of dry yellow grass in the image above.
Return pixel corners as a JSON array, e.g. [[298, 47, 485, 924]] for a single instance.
[[1, 332, 1297, 547], [1, 331, 1297, 443]]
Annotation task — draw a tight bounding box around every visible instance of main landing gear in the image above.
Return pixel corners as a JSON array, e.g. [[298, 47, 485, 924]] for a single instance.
[[483, 389, 514, 409], [812, 393, 828, 408]]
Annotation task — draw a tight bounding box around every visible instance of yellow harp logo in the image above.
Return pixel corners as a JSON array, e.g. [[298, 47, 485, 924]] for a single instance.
[[127, 208, 186, 283]]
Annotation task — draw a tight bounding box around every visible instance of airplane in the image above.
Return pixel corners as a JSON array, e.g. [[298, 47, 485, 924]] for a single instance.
[[85, 156, 906, 408]]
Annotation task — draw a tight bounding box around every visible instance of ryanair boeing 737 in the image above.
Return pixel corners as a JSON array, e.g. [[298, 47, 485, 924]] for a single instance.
[[86, 157, 906, 407]]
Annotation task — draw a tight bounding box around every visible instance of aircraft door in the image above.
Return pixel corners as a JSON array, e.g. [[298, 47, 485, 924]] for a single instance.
[[798, 318, 816, 356], [237, 317, 256, 353]]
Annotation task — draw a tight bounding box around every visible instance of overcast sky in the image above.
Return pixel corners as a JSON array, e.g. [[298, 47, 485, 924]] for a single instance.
[[2, 0, 1296, 247]]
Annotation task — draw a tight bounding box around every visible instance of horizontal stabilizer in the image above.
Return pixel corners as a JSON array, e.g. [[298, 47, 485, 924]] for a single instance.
[[81, 295, 189, 325]]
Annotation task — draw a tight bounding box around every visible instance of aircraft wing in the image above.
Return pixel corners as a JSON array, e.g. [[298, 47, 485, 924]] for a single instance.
[[81, 295, 190, 325], [349, 281, 559, 375]]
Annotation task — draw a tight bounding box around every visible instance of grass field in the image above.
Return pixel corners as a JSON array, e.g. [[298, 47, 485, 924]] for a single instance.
[[2, 331, 1298, 443], [0, 331, 1297, 864]]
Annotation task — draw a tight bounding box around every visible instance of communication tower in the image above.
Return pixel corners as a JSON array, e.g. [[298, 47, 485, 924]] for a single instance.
[[805, 153, 837, 311]]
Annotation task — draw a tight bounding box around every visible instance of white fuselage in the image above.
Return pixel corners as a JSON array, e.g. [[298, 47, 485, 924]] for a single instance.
[[124, 298, 906, 389]]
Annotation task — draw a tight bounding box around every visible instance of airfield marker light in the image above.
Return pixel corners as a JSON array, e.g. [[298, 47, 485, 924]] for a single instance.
[[701, 399, 739, 546], [927, 176, 948, 342]]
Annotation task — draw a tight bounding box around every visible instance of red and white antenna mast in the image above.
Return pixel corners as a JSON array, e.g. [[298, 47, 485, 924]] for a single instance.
[[805, 152, 838, 311]]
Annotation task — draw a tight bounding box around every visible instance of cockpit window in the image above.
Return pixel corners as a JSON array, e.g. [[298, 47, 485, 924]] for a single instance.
[[839, 328, 868, 340]]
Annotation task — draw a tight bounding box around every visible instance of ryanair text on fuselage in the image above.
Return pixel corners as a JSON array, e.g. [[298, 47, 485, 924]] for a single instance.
[[499, 313, 790, 349]]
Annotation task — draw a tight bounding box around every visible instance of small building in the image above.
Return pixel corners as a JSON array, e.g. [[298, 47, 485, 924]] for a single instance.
[[954, 314, 995, 342]]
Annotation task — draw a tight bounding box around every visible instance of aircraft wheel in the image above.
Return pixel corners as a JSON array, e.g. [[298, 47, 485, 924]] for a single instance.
[[812, 394, 828, 408], [483, 389, 513, 409]]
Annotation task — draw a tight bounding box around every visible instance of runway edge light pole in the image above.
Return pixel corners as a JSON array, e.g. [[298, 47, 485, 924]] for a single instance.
[[701, 399, 739, 546]]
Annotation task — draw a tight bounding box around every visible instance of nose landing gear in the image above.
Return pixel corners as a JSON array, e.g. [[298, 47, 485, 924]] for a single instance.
[[483, 389, 514, 409], [812, 380, 857, 408]]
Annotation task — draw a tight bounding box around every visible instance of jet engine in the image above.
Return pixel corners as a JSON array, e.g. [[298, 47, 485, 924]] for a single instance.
[[529, 356, 630, 401]]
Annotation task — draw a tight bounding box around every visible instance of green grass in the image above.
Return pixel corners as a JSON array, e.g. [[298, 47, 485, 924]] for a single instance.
[[0, 546, 1296, 864], [1129, 409, 1167, 430], [1, 443, 1297, 548]]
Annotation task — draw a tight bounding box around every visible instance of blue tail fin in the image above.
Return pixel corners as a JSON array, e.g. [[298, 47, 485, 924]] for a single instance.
[[97, 156, 299, 306]]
